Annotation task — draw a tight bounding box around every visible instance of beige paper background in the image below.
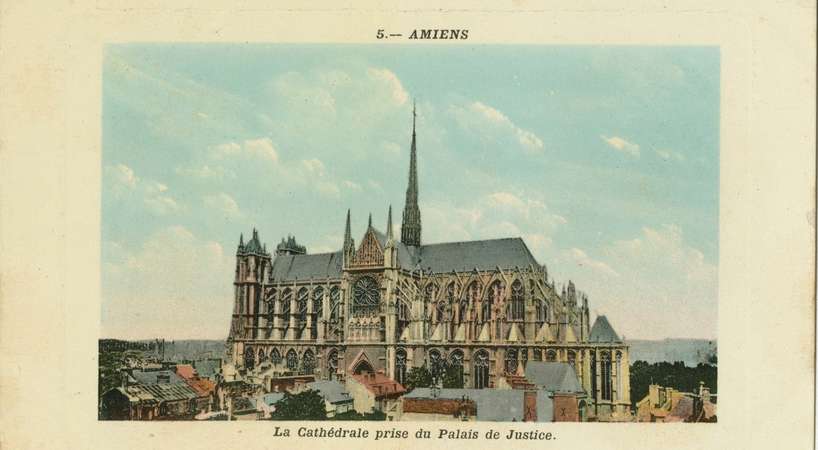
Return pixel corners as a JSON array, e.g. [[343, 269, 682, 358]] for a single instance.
[[0, 1, 814, 449]]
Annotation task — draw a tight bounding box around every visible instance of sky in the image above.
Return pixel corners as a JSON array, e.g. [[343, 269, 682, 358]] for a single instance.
[[101, 44, 719, 341]]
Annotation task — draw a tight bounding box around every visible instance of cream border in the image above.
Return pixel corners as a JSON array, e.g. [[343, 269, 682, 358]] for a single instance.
[[0, 1, 814, 449]]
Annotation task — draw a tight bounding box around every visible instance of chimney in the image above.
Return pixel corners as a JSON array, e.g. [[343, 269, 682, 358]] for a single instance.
[[523, 391, 537, 422]]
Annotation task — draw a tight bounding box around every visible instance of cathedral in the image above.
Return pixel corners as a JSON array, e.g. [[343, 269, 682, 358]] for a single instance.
[[226, 106, 631, 419]]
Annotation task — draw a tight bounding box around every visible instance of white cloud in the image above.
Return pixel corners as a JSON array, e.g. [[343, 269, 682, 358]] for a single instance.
[[175, 164, 231, 180], [553, 224, 717, 340], [203, 193, 243, 219], [655, 148, 685, 162], [423, 191, 564, 256], [106, 164, 180, 216], [110, 163, 138, 188], [213, 138, 279, 162], [452, 101, 544, 154], [566, 247, 619, 277], [101, 226, 234, 339], [342, 180, 363, 192], [367, 68, 409, 105], [301, 158, 326, 177], [601, 135, 640, 157]]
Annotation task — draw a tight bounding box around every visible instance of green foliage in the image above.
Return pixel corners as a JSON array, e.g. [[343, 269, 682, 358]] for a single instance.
[[404, 366, 433, 391], [330, 410, 387, 421], [441, 365, 464, 389], [629, 360, 718, 409], [270, 390, 327, 420], [98, 350, 124, 398]]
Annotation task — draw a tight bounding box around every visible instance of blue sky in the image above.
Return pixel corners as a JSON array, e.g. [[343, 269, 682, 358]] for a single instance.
[[101, 44, 719, 340]]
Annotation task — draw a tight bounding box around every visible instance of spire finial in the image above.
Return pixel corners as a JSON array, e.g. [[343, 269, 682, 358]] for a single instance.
[[401, 102, 422, 246], [368, 212, 372, 228], [386, 205, 394, 240]]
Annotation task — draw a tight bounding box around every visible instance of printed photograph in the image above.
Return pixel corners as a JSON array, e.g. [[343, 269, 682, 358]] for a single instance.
[[99, 44, 719, 422]]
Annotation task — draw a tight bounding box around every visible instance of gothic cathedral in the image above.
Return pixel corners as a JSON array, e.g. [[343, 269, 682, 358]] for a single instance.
[[226, 105, 631, 419]]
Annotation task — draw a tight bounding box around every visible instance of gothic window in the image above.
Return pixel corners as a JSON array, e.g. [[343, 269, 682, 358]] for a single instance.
[[397, 300, 410, 339], [567, 350, 577, 368], [281, 289, 292, 316], [429, 349, 444, 381], [244, 346, 255, 370], [458, 296, 469, 323], [327, 349, 338, 380], [465, 281, 482, 322], [352, 276, 380, 317], [590, 352, 597, 399], [532, 348, 542, 361], [258, 349, 267, 364], [509, 280, 525, 321], [473, 350, 490, 389], [546, 349, 557, 362], [286, 349, 299, 372], [601, 351, 612, 401], [270, 348, 282, 365], [615, 351, 622, 402], [446, 282, 457, 303], [398, 300, 410, 321], [504, 348, 519, 374], [484, 280, 504, 323], [329, 286, 340, 321], [535, 300, 548, 323], [312, 287, 324, 318], [448, 350, 464, 387], [264, 288, 277, 316], [297, 288, 309, 322], [395, 348, 407, 386], [302, 349, 316, 375]]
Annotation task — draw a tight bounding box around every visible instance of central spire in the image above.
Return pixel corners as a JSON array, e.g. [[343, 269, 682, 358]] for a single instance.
[[401, 101, 422, 247]]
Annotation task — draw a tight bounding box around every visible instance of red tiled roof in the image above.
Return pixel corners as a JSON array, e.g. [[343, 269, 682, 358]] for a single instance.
[[185, 378, 216, 397], [403, 398, 476, 415], [176, 364, 197, 380], [351, 372, 406, 398]]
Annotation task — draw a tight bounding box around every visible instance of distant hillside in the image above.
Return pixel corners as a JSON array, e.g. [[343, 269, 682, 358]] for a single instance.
[[627, 339, 717, 367], [129, 339, 228, 362]]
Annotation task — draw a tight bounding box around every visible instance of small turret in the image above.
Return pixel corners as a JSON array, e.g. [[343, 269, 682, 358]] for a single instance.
[[275, 235, 306, 256]]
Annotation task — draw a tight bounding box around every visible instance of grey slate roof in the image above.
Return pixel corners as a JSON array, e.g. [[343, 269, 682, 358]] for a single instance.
[[417, 238, 540, 273], [267, 233, 541, 282], [524, 362, 585, 394], [192, 359, 220, 379], [130, 370, 183, 385], [404, 388, 553, 422], [589, 315, 621, 343], [270, 251, 343, 281], [117, 382, 199, 403], [306, 380, 353, 404]]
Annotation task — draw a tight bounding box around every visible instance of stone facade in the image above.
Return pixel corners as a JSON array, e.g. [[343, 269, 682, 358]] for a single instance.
[[225, 105, 630, 419]]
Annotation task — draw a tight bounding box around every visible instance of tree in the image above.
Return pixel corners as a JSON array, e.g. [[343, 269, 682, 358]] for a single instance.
[[404, 366, 433, 391], [269, 390, 327, 420], [441, 364, 464, 389]]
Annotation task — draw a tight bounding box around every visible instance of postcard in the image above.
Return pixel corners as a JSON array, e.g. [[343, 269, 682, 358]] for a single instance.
[[0, 2, 814, 450]]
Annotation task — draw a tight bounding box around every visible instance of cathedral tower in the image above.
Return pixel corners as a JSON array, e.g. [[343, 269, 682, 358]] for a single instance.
[[401, 102, 422, 246]]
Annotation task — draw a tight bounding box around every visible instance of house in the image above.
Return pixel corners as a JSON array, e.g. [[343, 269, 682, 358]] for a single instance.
[[193, 358, 222, 382], [346, 371, 405, 419], [175, 364, 197, 380], [100, 382, 202, 420], [128, 369, 184, 385], [524, 361, 587, 421], [400, 388, 553, 422], [303, 381, 355, 417], [636, 383, 717, 423]]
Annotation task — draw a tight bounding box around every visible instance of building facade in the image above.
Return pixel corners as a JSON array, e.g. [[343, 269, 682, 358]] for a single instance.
[[225, 106, 631, 419]]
